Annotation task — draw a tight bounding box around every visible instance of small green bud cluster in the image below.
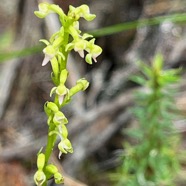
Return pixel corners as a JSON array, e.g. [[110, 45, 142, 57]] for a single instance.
[[34, 2, 102, 186], [34, 153, 64, 185]]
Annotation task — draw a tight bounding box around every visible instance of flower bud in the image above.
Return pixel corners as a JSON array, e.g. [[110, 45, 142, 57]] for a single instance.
[[46, 164, 58, 174], [59, 69, 68, 84], [46, 102, 59, 113], [69, 78, 89, 97], [37, 153, 45, 170], [77, 78, 89, 91]]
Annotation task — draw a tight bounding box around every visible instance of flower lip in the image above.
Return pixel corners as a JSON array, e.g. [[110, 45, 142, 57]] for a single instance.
[[77, 49, 84, 58], [58, 95, 64, 105], [56, 85, 69, 104], [42, 54, 52, 66], [42, 45, 56, 66]]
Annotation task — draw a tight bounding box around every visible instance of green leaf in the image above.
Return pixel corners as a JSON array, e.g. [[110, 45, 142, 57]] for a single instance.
[[153, 53, 163, 72], [125, 128, 143, 140], [88, 13, 186, 37], [0, 45, 42, 63], [130, 75, 147, 85]]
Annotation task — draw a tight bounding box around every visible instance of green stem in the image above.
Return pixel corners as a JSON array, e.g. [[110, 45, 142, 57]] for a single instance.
[[60, 31, 69, 71], [44, 128, 56, 164], [42, 125, 56, 186], [42, 31, 69, 186]]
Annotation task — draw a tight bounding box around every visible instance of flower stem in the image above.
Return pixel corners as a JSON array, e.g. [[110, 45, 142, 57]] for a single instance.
[[44, 127, 57, 164]]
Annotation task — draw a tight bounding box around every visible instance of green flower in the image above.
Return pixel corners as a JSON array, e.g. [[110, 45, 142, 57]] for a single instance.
[[50, 84, 69, 105], [68, 5, 96, 21], [58, 138, 73, 158], [34, 2, 64, 19], [49, 125, 69, 154], [54, 172, 64, 184], [40, 39, 65, 67], [34, 3, 51, 18], [53, 111, 68, 125], [74, 40, 86, 58], [66, 38, 87, 58], [42, 45, 56, 66], [45, 164, 64, 184], [66, 38, 102, 64], [34, 170, 46, 186], [66, 35, 102, 64], [85, 39, 102, 64]]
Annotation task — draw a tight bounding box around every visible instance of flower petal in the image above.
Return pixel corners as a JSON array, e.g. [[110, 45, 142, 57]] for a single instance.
[[58, 95, 64, 105], [77, 49, 84, 58], [42, 55, 51, 66]]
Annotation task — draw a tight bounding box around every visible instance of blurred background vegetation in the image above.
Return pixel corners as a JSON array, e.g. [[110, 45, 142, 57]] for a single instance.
[[0, 0, 186, 186]]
